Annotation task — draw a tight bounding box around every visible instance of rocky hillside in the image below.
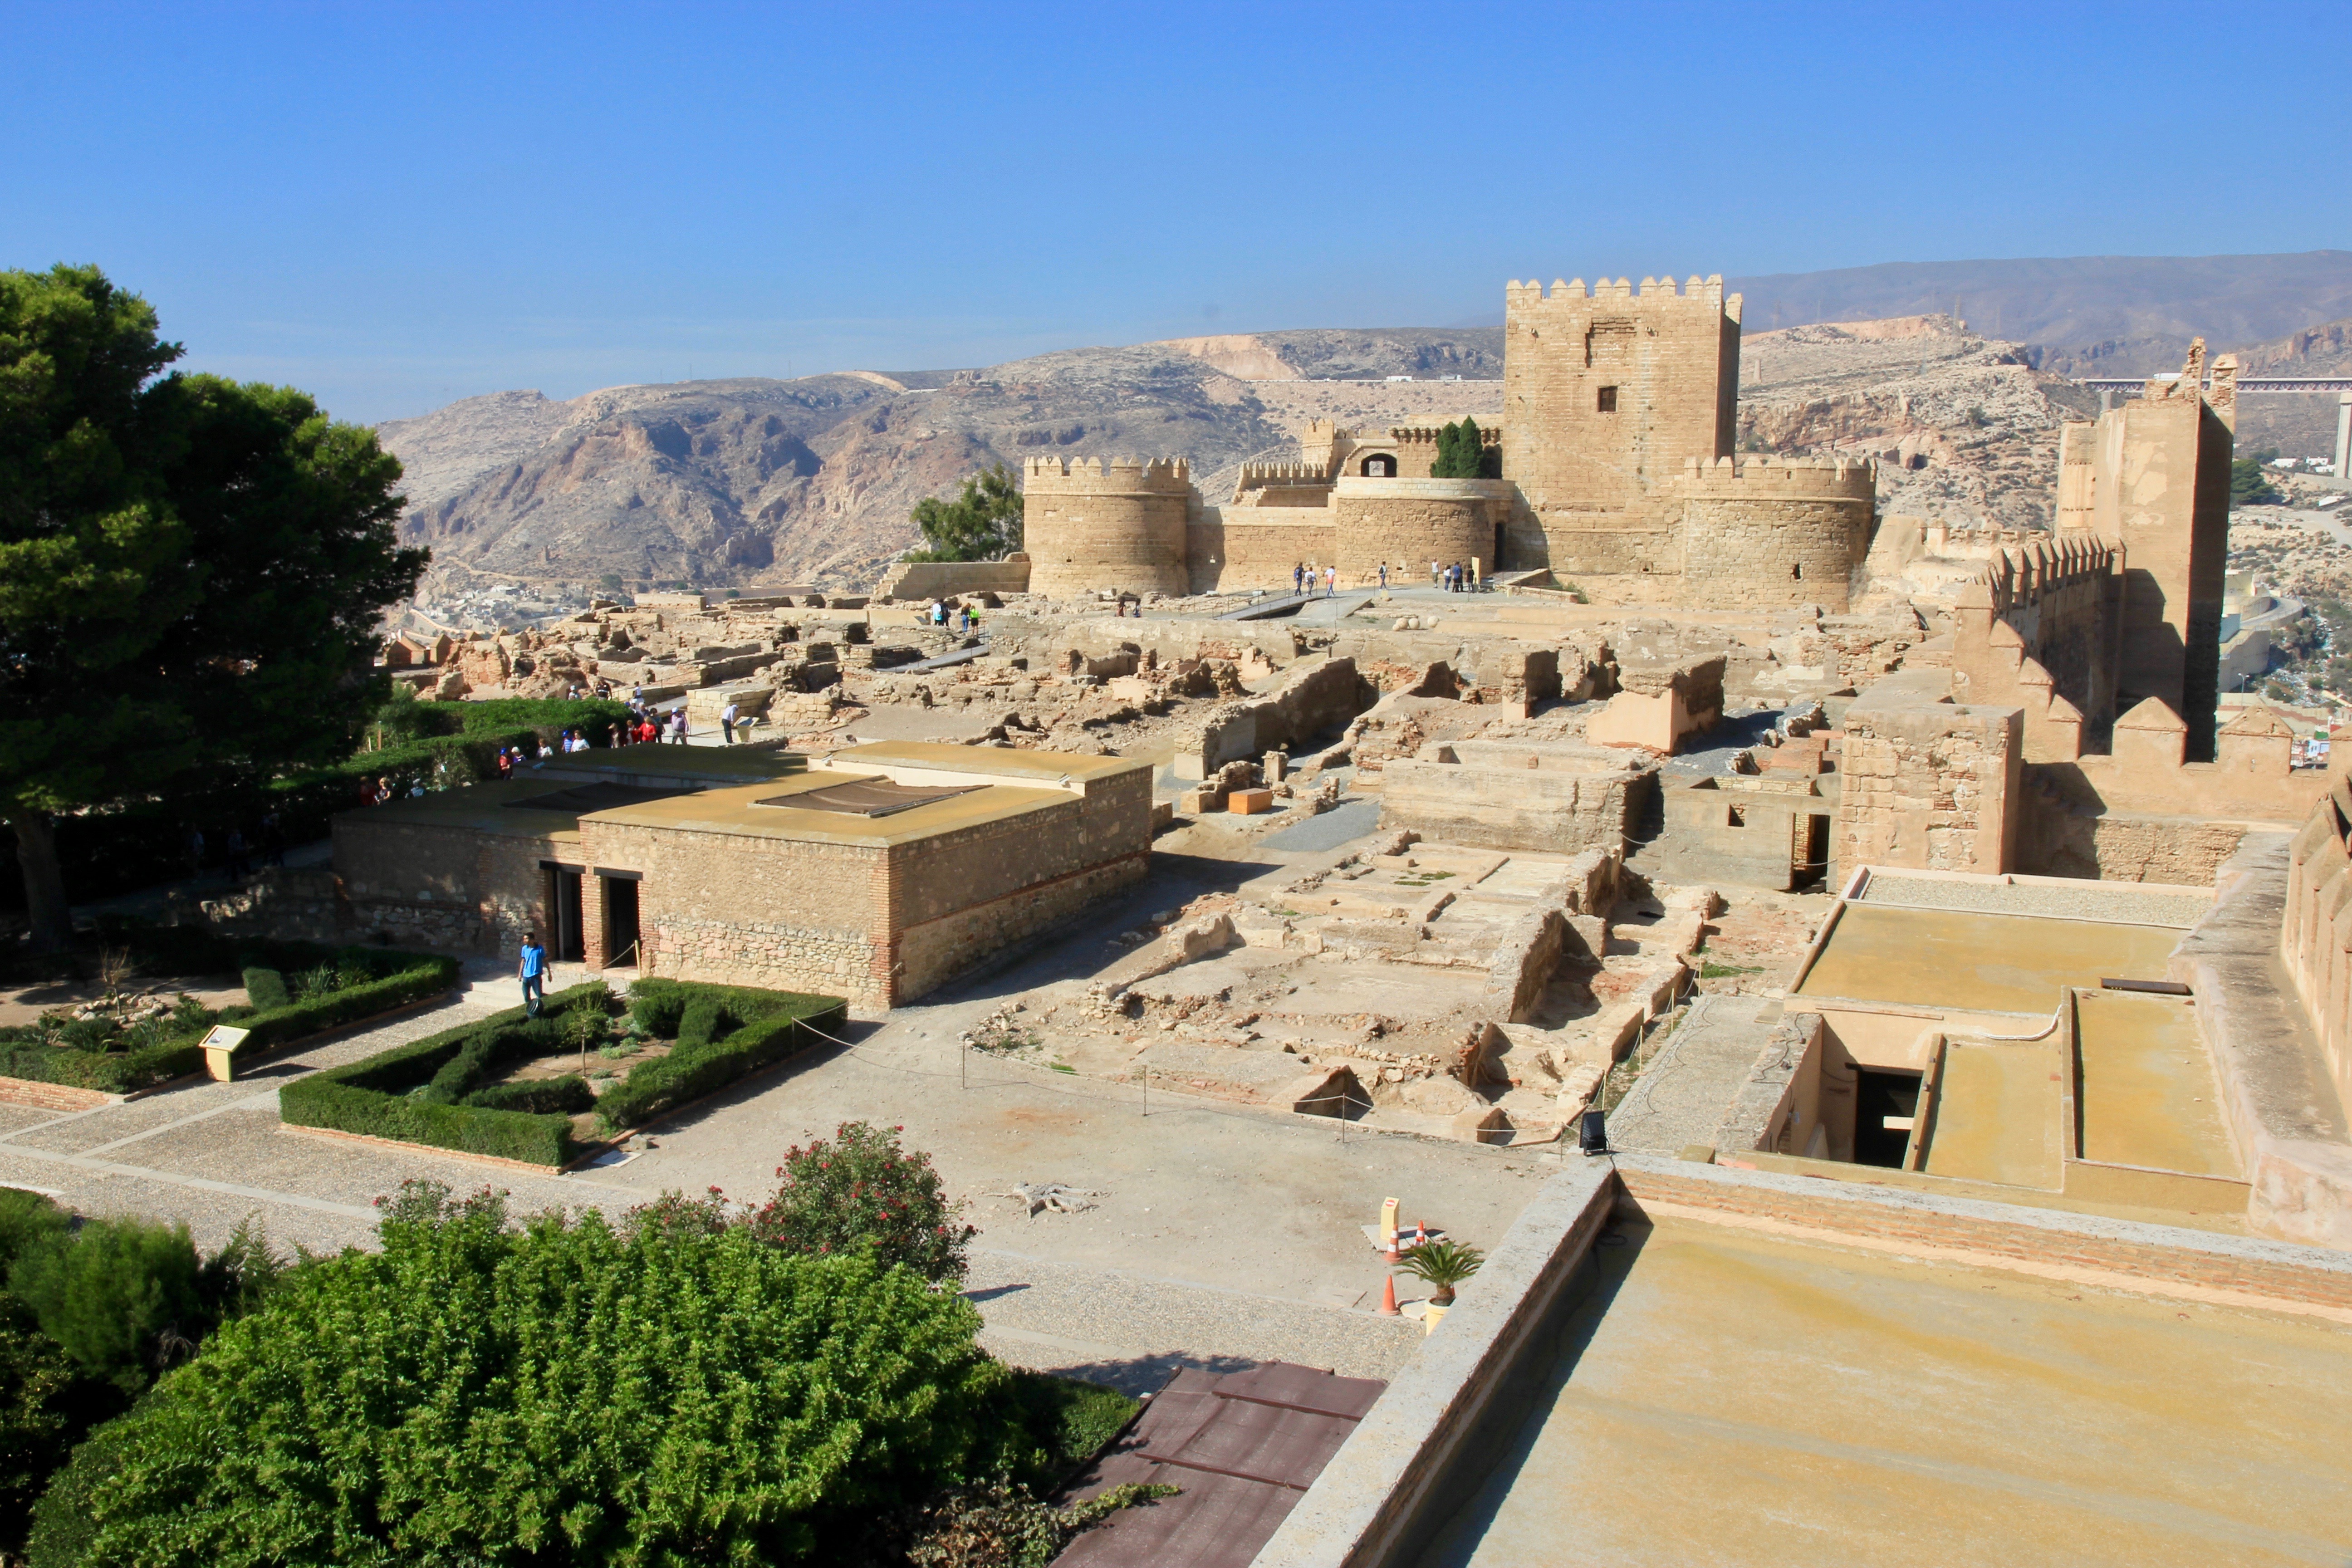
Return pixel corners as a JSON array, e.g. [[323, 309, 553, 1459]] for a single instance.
[[1735, 314, 2097, 532], [379, 309, 2341, 622]]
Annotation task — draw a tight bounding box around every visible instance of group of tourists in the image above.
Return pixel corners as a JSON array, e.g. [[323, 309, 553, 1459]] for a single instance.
[[1430, 559, 1479, 593], [924, 598, 979, 632], [1291, 563, 1339, 598]]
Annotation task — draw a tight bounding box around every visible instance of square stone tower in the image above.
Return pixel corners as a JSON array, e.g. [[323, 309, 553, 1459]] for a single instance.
[[2054, 341, 2235, 760], [1500, 276, 1741, 573]]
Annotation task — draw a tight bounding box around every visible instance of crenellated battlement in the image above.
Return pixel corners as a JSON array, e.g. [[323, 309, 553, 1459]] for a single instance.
[[1674, 454, 1877, 500], [1389, 423, 1501, 446], [1505, 274, 1739, 322], [1237, 460, 1334, 489], [1958, 529, 2117, 619], [1024, 455, 1193, 493]]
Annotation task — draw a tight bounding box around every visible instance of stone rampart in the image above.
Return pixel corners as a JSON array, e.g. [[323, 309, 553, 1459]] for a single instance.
[[873, 556, 1032, 602], [1022, 456, 1192, 597], [1329, 476, 1509, 585], [1675, 456, 1876, 610]]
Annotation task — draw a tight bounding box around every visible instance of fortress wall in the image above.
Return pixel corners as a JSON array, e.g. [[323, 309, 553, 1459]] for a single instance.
[[1022, 456, 1192, 597], [1192, 509, 1338, 593], [1329, 476, 1510, 584], [1502, 275, 1740, 534], [1949, 529, 2122, 753], [1677, 456, 1877, 611]]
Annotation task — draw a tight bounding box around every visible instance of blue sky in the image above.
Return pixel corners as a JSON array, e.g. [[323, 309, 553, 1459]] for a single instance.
[[5, 0, 2346, 423]]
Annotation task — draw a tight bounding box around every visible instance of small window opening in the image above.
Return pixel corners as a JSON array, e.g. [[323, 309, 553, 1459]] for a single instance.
[[1792, 562, 1803, 580], [1596, 386, 1618, 413]]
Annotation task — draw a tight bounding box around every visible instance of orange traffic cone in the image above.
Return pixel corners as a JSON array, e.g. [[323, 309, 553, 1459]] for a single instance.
[[1378, 1275, 1400, 1316]]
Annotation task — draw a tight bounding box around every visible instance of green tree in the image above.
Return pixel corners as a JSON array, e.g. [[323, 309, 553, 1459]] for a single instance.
[[1431, 421, 1462, 477], [908, 463, 1024, 561], [30, 1191, 1011, 1567], [1430, 419, 1497, 479], [2230, 455, 2282, 508], [0, 265, 426, 948], [750, 1119, 976, 1284], [7, 1216, 204, 1394]]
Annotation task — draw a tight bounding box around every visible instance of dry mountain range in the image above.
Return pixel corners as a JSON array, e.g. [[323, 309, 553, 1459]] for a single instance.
[[380, 256, 2352, 603]]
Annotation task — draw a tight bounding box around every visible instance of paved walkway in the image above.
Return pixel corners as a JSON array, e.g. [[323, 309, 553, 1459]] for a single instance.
[[1605, 994, 1785, 1155], [4, 857, 1542, 1385]]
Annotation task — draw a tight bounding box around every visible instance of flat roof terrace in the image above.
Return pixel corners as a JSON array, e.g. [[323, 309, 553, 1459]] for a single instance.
[[1416, 1210, 2352, 1568], [1795, 901, 2189, 1015]]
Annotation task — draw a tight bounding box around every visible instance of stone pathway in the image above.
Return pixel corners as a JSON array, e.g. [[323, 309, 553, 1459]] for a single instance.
[[1605, 994, 1786, 1155]]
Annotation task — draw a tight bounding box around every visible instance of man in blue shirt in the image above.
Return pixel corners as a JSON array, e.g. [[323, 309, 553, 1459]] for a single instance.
[[518, 933, 546, 1016]]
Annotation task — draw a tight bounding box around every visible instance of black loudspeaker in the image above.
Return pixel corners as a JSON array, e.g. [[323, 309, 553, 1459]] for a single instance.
[[1579, 1109, 1608, 1156]]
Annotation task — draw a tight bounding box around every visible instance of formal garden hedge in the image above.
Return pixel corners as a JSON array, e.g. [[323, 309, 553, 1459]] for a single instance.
[[0, 932, 458, 1095], [278, 979, 848, 1166]]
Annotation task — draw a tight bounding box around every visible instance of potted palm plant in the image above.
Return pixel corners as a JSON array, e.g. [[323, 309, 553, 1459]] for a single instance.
[[1397, 1239, 1483, 1332]]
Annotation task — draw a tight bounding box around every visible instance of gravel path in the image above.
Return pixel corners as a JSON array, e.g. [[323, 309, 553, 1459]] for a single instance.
[[1860, 873, 2210, 929], [965, 1248, 1424, 1395]]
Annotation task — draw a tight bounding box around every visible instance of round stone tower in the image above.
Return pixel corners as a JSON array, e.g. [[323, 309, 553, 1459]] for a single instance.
[[1330, 476, 1514, 585], [1675, 456, 1877, 608], [1021, 456, 1193, 598]]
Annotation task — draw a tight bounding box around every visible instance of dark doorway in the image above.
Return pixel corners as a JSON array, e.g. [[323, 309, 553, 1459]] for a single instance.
[[1360, 455, 1395, 477], [601, 875, 641, 969], [1852, 1069, 1921, 1168], [1493, 522, 1506, 573], [1794, 814, 1830, 892], [545, 867, 585, 961]]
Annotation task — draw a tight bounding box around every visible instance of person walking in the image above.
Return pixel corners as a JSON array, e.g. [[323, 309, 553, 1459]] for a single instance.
[[1378, 561, 1388, 589], [225, 828, 250, 882], [1292, 563, 1304, 596], [1430, 559, 1441, 589], [518, 932, 547, 1018], [1324, 564, 1337, 597], [721, 700, 739, 745], [186, 828, 206, 880], [260, 809, 285, 867], [671, 708, 689, 745]]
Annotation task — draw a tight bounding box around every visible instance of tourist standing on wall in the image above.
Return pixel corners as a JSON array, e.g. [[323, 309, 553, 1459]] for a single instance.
[[518, 933, 546, 1018]]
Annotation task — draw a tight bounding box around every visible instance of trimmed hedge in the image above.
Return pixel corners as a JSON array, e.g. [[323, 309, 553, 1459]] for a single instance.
[[599, 980, 847, 1131], [0, 943, 458, 1095], [279, 983, 609, 1167]]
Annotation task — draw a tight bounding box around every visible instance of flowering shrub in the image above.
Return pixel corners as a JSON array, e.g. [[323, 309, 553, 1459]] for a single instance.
[[748, 1121, 975, 1285]]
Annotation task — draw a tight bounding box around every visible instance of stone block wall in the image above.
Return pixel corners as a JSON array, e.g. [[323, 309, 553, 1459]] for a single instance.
[[1675, 456, 1876, 611], [1328, 477, 1510, 584], [1500, 275, 1739, 531], [873, 557, 1032, 602], [1835, 696, 2022, 875], [1379, 758, 1649, 854], [1022, 456, 1192, 597], [1191, 510, 1342, 593], [582, 818, 896, 1004]]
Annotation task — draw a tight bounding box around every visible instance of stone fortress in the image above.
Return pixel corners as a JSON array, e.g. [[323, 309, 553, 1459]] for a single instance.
[[1022, 276, 1879, 609]]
